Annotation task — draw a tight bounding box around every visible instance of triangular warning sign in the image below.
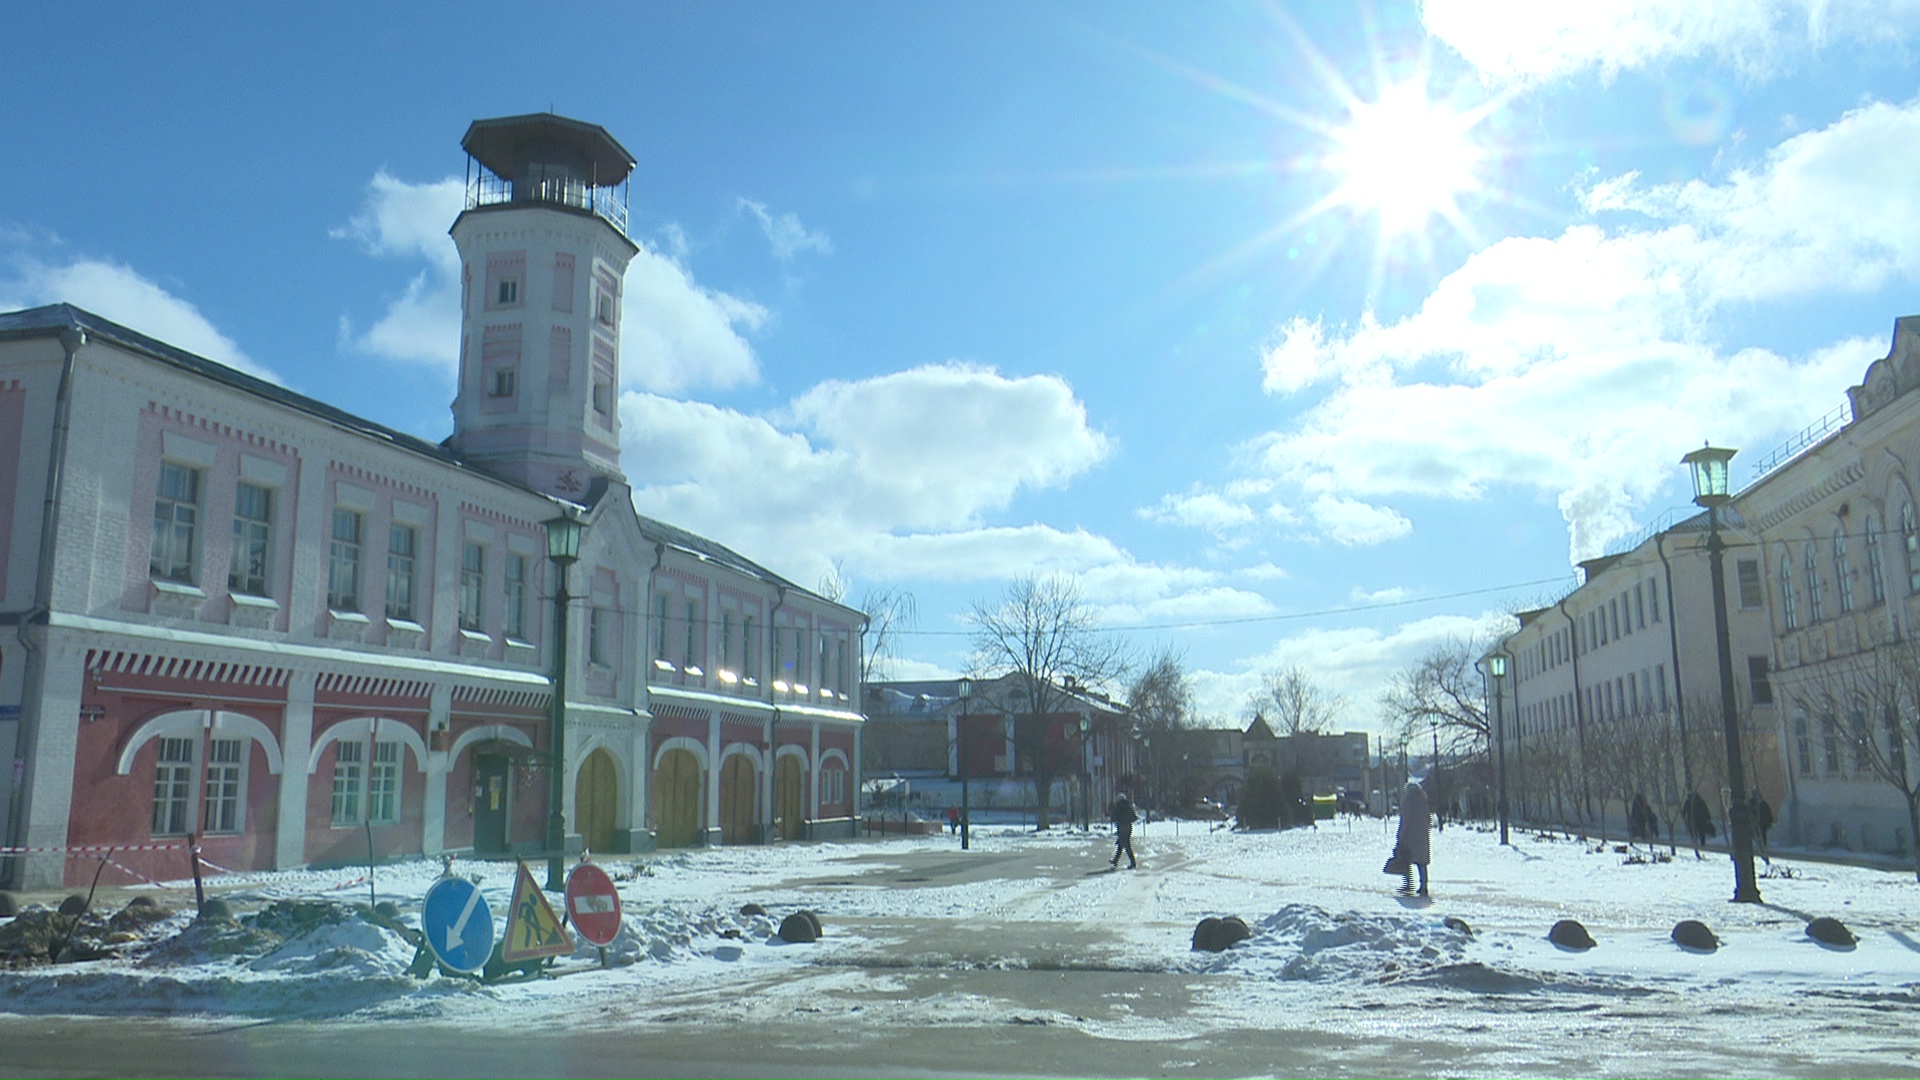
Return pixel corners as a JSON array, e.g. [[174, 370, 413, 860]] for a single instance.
[[500, 860, 574, 962]]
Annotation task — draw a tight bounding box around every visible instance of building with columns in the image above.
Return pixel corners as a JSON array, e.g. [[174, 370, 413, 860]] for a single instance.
[[0, 113, 863, 889]]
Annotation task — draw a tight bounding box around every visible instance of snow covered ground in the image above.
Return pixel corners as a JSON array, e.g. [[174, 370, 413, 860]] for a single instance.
[[2, 819, 1916, 1077]]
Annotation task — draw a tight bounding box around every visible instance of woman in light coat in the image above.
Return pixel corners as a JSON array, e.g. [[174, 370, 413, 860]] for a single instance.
[[1393, 778, 1432, 897]]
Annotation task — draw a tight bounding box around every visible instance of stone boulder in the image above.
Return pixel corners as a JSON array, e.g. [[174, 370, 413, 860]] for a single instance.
[[1671, 919, 1718, 951], [1548, 919, 1596, 949], [740, 902, 768, 917], [778, 912, 819, 943], [1806, 916, 1856, 948], [1191, 915, 1252, 953]]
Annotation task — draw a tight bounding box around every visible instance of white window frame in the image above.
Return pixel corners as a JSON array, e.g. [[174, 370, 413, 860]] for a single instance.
[[386, 522, 418, 622], [460, 541, 486, 632], [328, 508, 363, 612], [151, 461, 200, 584], [229, 481, 272, 596]]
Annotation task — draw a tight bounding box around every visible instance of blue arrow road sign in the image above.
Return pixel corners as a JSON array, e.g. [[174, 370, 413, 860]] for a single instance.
[[421, 877, 494, 974]]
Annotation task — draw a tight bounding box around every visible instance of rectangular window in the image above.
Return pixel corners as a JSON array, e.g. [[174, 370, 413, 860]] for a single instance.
[[654, 595, 669, 662], [1867, 520, 1887, 605], [328, 508, 363, 611], [596, 291, 615, 327], [1610, 599, 1621, 640], [744, 615, 757, 681], [151, 736, 195, 835], [504, 553, 527, 640], [489, 366, 517, 398], [331, 741, 364, 826], [387, 523, 417, 622], [1835, 532, 1855, 613], [151, 461, 200, 583], [591, 605, 610, 666], [497, 277, 519, 305], [1655, 664, 1668, 711], [229, 482, 272, 596], [721, 611, 733, 672], [592, 379, 612, 419], [684, 602, 697, 668], [1747, 656, 1773, 705], [369, 742, 400, 824], [1635, 584, 1646, 629], [1823, 723, 1840, 775], [1888, 711, 1907, 778], [1736, 559, 1764, 608], [203, 737, 243, 834], [1649, 582, 1661, 623], [460, 541, 485, 632], [1795, 716, 1813, 776]]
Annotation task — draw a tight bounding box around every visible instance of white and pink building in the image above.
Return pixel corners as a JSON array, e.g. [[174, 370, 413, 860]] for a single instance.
[[0, 113, 865, 889]]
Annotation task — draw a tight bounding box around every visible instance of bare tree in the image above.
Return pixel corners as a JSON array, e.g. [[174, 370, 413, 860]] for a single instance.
[[968, 575, 1131, 830], [1245, 665, 1345, 736], [857, 585, 918, 683], [1378, 639, 1492, 759], [1129, 646, 1195, 736], [1789, 643, 1920, 882]]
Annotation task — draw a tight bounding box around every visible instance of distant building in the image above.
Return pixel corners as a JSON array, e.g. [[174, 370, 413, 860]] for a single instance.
[[0, 114, 864, 889], [862, 675, 1133, 820]]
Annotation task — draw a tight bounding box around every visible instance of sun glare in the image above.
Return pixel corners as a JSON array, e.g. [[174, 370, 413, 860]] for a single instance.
[[1325, 81, 1483, 239]]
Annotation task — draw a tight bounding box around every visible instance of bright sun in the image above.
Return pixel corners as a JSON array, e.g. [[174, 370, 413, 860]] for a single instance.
[[1324, 80, 1483, 239]]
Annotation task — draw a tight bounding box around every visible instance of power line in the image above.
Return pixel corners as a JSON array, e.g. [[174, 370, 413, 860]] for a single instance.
[[894, 574, 1578, 637]]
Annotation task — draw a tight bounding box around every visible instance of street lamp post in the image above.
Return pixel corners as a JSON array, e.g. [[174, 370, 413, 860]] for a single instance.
[[957, 677, 973, 851], [543, 511, 583, 891], [1078, 716, 1092, 831], [1429, 718, 1441, 826], [1487, 653, 1511, 846], [1683, 443, 1762, 904]]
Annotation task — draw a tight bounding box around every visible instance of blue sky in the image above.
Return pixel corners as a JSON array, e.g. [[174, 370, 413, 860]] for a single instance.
[[8, 1, 1920, 732]]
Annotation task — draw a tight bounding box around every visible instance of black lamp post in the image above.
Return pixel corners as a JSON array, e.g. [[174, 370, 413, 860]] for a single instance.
[[1682, 443, 1762, 903], [543, 511, 582, 891], [957, 676, 973, 851], [1484, 652, 1511, 846], [1078, 716, 1092, 830]]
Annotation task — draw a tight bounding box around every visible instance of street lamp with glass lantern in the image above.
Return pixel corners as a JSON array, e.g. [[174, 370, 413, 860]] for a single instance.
[[1481, 652, 1511, 846], [542, 511, 583, 891], [957, 677, 973, 851], [1682, 442, 1762, 904]]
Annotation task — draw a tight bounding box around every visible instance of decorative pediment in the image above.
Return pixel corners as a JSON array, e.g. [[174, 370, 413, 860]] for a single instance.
[[1850, 314, 1920, 421]]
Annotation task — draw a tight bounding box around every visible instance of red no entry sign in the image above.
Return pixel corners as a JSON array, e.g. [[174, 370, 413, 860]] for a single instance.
[[565, 862, 623, 946]]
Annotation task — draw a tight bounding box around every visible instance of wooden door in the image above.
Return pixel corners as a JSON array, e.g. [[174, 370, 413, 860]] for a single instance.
[[577, 749, 619, 855], [719, 754, 757, 845], [653, 748, 702, 848], [473, 754, 510, 855], [775, 756, 805, 840]]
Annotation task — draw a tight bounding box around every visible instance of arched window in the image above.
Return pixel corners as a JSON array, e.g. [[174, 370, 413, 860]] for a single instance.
[[1779, 553, 1798, 630], [1806, 542, 1824, 622], [1834, 529, 1854, 612], [1865, 515, 1886, 605]]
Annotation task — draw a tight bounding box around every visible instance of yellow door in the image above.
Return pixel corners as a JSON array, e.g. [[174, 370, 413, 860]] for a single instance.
[[654, 749, 702, 848], [577, 749, 619, 855], [719, 755, 757, 845], [775, 756, 805, 840]]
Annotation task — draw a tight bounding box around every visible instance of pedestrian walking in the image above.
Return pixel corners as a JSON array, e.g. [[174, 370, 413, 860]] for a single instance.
[[1628, 793, 1654, 844], [1748, 791, 1774, 864], [946, 805, 960, 835], [1108, 793, 1138, 869], [1683, 791, 1715, 859], [1389, 776, 1431, 897]]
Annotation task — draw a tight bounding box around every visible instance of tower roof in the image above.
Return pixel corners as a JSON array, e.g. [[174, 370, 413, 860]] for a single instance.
[[461, 112, 635, 187]]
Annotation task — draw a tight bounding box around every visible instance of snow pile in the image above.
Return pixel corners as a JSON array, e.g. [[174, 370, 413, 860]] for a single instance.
[[1223, 903, 1472, 982]]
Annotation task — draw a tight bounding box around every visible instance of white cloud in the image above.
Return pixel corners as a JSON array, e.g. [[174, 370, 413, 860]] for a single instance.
[[0, 252, 278, 383], [621, 363, 1113, 586], [1189, 611, 1514, 731], [737, 199, 833, 261], [334, 172, 765, 393], [1244, 98, 1920, 559], [1350, 585, 1411, 604], [1421, 0, 1920, 85], [1309, 495, 1414, 546], [1137, 490, 1258, 534]]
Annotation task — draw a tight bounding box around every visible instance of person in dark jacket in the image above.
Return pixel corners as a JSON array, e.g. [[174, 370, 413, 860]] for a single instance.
[[1748, 791, 1775, 863], [1683, 791, 1715, 858], [1628, 793, 1654, 844], [1392, 778, 1432, 897], [1108, 793, 1138, 869]]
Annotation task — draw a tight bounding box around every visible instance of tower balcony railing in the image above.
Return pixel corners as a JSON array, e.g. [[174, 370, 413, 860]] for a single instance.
[[466, 171, 629, 236]]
